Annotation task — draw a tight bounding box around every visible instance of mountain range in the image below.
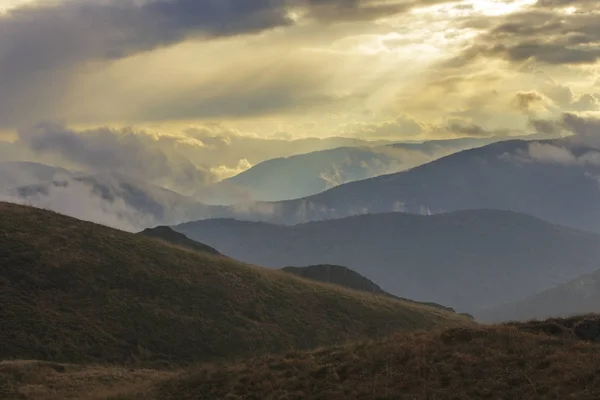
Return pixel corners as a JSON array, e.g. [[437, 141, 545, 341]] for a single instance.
[[174, 209, 600, 313], [202, 136, 512, 204], [7, 137, 593, 234], [204, 138, 600, 235]]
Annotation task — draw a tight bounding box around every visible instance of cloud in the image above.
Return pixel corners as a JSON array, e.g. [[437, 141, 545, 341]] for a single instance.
[[0, 0, 455, 127], [513, 91, 549, 112], [527, 142, 579, 165], [16, 122, 213, 193], [529, 118, 564, 136], [210, 159, 253, 182], [445, 121, 490, 137], [0, 180, 160, 232], [343, 115, 424, 139], [526, 113, 600, 149], [0, 0, 297, 126], [450, 2, 600, 67], [562, 113, 600, 148]]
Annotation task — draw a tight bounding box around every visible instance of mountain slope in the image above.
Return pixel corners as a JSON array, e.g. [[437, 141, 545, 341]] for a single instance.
[[139, 226, 221, 255], [209, 139, 600, 233], [0, 202, 470, 365], [175, 210, 600, 312], [281, 264, 455, 312], [480, 269, 600, 323]]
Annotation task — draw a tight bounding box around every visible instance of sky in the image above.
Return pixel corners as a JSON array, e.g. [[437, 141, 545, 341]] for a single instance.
[[0, 0, 599, 187]]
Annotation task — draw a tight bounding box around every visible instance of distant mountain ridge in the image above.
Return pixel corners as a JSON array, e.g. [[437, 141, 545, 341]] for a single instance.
[[205, 136, 509, 204], [204, 138, 600, 234], [175, 209, 600, 313]]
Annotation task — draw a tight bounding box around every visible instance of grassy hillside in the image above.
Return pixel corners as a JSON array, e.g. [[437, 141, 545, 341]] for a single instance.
[[5, 316, 599, 400], [0, 202, 470, 366], [139, 226, 220, 255], [175, 210, 600, 313]]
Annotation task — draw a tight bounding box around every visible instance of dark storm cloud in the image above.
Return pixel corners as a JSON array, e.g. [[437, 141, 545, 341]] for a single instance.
[[0, 0, 454, 126], [0, 0, 294, 125], [528, 113, 600, 146], [450, 1, 600, 67], [304, 0, 453, 21]]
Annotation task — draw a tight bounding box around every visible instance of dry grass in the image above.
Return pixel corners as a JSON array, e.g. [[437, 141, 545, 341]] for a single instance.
[[143, 324, 600, 400], [5, 319, 600, 400], [0, 360, 174, 400], [0, 202, 470, 367]]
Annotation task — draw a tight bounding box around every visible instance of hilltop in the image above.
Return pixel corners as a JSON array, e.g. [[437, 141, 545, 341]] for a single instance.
[[175, 209, 600, 313], [0, 202, 470, 366], [139, 226, 220, 255], [282, 264, 455, 312], [5, 316, 599, 400]]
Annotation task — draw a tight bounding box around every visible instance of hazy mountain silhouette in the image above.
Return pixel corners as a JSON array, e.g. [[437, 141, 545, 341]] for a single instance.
[[204, 137, 507, 204], [207, 139, 600, 233], [480, 269, 600, 323], [175, 210, 600, 313]]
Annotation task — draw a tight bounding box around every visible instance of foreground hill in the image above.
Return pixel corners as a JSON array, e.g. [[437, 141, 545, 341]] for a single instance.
[[209, 139, 600, 233], [143, 325, 600, 400], [0, 202, 469, 365], [480, 268, 600, 322], [175, 210, 600, 313], [8, 316, 598, 400], [281, 264, 455, 312]]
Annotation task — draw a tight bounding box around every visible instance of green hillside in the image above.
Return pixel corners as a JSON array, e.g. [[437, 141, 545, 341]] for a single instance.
[[0, 202, 470, 366]]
